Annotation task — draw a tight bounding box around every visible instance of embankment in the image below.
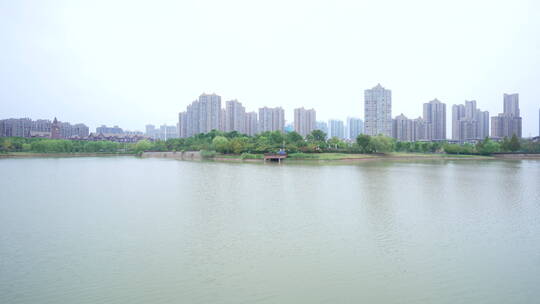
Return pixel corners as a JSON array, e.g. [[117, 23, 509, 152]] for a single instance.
[[492, 153, 540, 159], [140, 151, 202, 160]]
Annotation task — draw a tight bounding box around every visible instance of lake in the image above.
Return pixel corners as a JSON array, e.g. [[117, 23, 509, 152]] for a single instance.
[[1, 157, 539, 303]]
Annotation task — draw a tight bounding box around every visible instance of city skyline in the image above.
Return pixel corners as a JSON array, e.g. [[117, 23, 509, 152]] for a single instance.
[[1, 1, 539, 136], [2, 89, 537, 140]]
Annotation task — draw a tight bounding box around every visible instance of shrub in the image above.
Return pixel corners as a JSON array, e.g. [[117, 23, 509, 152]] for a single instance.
[[200, 150, 217, 159]]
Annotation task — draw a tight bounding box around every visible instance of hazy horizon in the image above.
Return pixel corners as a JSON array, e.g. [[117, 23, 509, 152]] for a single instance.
[[1, 0, 539, 136]]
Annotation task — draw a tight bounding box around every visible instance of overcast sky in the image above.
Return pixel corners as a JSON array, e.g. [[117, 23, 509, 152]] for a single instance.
[[1, 0, 539, 136]]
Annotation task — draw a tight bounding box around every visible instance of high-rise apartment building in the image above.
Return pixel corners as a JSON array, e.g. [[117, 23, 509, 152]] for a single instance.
[[364, 84, 392, 137], [181, 93, 223, 137], [179, 93, 264, 137], [177, 113, 187, 138], [185, 100, 199, 137], [413, 117, 432, 141], [145, 124, 157, 138], [452, 104, 465, 140], [392, 114, 414, 141], [423, 99, 446, 140], [258, 107, 285, 132], [158, 124, 178, 140], [491, 114, 522, 138], [245, 112, 258, 136], [198, 93, 222, 133], [503, 93, 520, 117], [294, 107, 317, 137], [346, 117, 363, 140], [328, 119, 345, 139], [220, 109, 226, 132], [452, 100, 489, 141], [491, 93, 522, 138], [477, 110, 490, 139], [225, 100, 246, 133]]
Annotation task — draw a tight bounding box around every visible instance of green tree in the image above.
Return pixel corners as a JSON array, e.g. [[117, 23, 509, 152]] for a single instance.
[[286, 131, 304, 144], [509, 134, 521, 152], [476, 138, 500, 155], [134, 140, 152, 153], [230, 137, 248, 154], [500, 137, 511, 152], [225, 131, 241, 139], [1, 139, 13, 152], [369, 135, 394, 153], [443, 143, 462, 154], [327, 136, 346, 149], [307, 130, 327, 143], [212, 136, 230, 153], [268, 131, 285, 146], [356, 134, 371, 153]]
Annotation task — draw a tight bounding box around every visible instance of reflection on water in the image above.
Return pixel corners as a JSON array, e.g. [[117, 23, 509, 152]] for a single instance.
[[1, 157, 539, 304]]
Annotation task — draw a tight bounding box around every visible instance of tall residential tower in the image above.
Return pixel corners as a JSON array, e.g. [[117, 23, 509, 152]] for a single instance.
[[423, 99, 446, 140], [258, 107, 285, 133], [491, 93, 522, 138], [364, 84, 392, 137], [294, 107, 316, 137]]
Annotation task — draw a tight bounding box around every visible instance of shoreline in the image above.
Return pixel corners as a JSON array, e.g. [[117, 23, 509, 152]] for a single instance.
[[3, 151, 540, 162], [213, 154, 496, 163], [141, 151, 540, 163], [0, 152, 133, 158]]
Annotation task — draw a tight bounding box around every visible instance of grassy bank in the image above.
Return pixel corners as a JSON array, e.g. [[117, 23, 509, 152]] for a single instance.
[[1, 151, 514, 162], [286, 152, 493, 161], [209, 152, 495, 162]]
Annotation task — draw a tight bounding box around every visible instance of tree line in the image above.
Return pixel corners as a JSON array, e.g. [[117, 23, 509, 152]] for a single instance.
[[0, 137, 128, 154], [1, 131, 538, 155]]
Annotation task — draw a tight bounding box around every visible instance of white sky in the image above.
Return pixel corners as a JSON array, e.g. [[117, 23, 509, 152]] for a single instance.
[[1, 0, 539, 136]]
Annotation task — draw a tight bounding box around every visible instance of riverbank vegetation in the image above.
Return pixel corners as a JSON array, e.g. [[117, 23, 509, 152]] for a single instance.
[[1, 131, 539, 156], [0, 137, 131, 154]]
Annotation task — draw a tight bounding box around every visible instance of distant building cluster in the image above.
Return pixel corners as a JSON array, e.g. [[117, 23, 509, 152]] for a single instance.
[[178, 93, 295, 138], [0, 118, 149, 143], [452, 101, 489, 141], [96, 125, 124, 135], [363, 84, 525, 142], [92, 125, 146, 142], [145, 124, 178, 140], [0, 117, 89, 139], [391, 99, 446, 142], [2, 85, 535, 143]]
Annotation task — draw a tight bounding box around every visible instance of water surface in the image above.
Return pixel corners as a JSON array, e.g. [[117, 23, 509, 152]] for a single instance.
[[1, 157, 539, 303]]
